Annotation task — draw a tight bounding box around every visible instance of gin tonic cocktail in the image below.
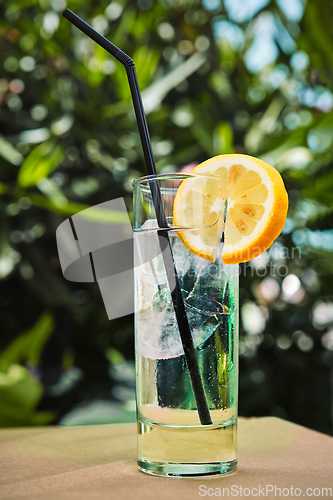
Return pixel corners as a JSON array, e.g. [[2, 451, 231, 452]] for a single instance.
[[133, 173, 238, 477]]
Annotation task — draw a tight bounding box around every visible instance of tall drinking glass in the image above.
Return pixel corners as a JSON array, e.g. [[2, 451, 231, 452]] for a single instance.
[[133, 173, 239, 477]]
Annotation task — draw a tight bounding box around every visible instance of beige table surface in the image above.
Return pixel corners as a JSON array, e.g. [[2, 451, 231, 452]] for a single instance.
[[0, 417, 332, 500]]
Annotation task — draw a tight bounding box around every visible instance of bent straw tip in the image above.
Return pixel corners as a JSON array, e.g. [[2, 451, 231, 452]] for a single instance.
[[61, 8, 134, 68], [62, 8, 73, 19]]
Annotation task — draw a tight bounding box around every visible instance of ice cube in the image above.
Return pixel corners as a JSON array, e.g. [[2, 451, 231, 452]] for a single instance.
[[134, 221, 167, 286], [136, 286, 227, 360]]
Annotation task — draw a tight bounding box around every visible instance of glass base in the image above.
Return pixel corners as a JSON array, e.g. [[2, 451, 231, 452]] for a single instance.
[[138, 459, 237, 477]]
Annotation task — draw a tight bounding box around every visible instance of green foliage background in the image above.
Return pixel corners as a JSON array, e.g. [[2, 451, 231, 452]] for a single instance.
[[0, 0, 332, 433]]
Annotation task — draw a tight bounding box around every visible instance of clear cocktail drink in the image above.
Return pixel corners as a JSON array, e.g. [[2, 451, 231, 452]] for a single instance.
[[133, 174, 239, 477]]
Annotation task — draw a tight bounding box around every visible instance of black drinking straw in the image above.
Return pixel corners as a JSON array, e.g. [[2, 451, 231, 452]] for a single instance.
[[63, 9, 212, 426]]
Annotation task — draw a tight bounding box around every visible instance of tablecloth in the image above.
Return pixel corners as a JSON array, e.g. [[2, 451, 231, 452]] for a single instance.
[[0, 417, 332, 500]]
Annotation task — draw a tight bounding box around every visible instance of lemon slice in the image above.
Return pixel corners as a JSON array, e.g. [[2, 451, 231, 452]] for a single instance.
[[173, 154, 288, 264]]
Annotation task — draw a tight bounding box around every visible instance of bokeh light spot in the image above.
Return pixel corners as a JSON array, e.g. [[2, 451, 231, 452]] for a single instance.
[[321, 330, 333, 351], [277, 335, 292, 350], [290, 51, 309, 71], [105, 2, 123, 20], [282, 274, 301, 296], [241, 301, 266, 335], [158, 22, 175, 41], [251, 369, 265, 384], [19, 56, 36, 72], [31, 105, 48, 121]]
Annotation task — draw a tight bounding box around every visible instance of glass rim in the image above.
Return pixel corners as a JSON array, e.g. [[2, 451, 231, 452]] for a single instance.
[[132, 171, 222, 187]]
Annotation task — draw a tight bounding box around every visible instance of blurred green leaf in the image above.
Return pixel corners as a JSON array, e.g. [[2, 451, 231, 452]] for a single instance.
[[213, 122, 234, 155], [0, 137, 23, 166], [5, 0, 39, 16], [304, 2, 333, 71], [62, 349, 75, 370], [112, 8, 136, 48], [305, 169, 333, 206], [28, 193, 133, 222], [0, 183, 8, 194], [0, 312, 54, 372], [134, 45, 160, 91], [245, 98, 285, 154], [0, 364, 42, 409], [0, 313, 55, 427], [17, 141, 64, 189], [28, 193, 92, 216], [0, 364, 54, 427], [142, 52, 206, 114], [37, 178, 69, 209], [190, 104, 215, 155], [260, 129, 308, 171], [105, 347, 125, 364]]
